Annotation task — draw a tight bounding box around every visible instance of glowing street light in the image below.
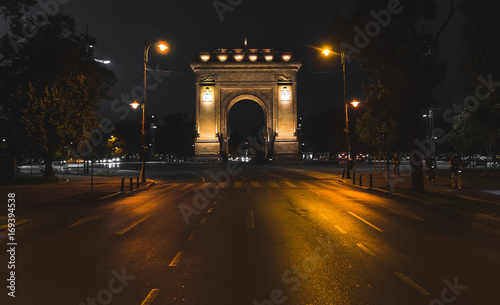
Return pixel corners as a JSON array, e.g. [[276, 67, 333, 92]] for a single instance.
[[131, 40, 169, 183], [322, 47, 353, 178], [351, 99, 360, 108], [130, 100, 141, 110]]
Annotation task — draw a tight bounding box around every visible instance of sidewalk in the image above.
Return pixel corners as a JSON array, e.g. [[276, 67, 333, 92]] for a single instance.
[[0, 175, 154, 230], [338, 170, 500, 224]]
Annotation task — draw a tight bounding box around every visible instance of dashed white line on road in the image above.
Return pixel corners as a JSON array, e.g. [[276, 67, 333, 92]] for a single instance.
[[394, 272, 430, 295], [251, 181, 260, 188], [357, 243, 376, 256], [234, 181, 242, 188], [116, 215, 151, 235], [207, 208, 213, 213], [348, 212, 385, 232], [200, 217, 207, 224], [188, 231, 198, 241], [140, 289, 159, 305], [247, 210, 254, 229], [169, 252, 184, 267], [335, 225, 347, 234], [320, 214, 328, 220]]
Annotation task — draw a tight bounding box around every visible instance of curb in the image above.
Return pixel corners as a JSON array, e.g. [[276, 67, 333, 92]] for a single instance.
[[336, 178, 500, 229]]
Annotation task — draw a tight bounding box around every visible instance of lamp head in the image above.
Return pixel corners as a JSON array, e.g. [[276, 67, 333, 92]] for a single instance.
[[130, 100, 141, 110]]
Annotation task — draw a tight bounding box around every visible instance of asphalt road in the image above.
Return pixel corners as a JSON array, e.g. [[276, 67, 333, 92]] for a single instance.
[[2, 163, 500, 305]]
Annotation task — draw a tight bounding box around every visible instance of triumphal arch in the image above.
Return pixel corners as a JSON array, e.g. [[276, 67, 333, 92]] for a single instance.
[[191, 48, 301, 161]]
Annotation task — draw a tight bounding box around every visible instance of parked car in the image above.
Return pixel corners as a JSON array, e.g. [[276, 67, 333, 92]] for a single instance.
[[40, 161, 71, 173]]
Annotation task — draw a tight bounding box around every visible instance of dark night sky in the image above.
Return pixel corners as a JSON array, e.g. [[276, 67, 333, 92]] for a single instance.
[[1, 0, 465, 125]]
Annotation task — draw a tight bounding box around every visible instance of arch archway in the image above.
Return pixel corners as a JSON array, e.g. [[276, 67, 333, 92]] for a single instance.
[[191, 49, 301, 161], [225, 96, 267, 158]]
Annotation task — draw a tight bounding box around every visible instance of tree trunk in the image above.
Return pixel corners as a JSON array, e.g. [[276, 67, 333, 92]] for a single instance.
[[43, 154, 54, 181]]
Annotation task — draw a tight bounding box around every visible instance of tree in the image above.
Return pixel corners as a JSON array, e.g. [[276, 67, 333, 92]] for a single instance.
[[327, 0, 449, 191], [447, 110, 480, 155], [459, 0, 500, 156], [0, 0, 37, 18], [0, 14, 116, 179]]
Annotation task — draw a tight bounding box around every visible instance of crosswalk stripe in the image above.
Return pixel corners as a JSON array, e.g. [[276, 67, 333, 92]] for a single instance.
[[216, 182, 229, 189], [269, 181, 279, 188], [234, 181, 242, 188], [251, 181, 260, 188], [283, 181, 297, 188]]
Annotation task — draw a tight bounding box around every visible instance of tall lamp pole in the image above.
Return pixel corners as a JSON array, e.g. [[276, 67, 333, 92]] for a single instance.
[[131, 40, 168, 183], [322, 48, 359, 179]]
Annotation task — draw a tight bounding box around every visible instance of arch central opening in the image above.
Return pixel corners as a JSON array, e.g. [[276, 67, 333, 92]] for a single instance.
[[227, 99, 265, 159]]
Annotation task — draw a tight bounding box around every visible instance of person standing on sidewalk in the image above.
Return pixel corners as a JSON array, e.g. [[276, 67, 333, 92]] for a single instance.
[[392, 152, 401, 176]]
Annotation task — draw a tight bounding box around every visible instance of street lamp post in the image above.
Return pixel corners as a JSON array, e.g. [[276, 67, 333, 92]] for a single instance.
[[322, 49, 357, 179], [131, 40, 168, 183]]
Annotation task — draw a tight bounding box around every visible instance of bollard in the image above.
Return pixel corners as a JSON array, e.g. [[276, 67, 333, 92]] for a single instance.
[[359, 175, 362, 187], [353, 172, 356, 185], [136, 176, 139, 189], [130, 177, 133, 191], [370, 174, 373, 188], [342, 168, 345, 179], [121, 177, 124, 192]]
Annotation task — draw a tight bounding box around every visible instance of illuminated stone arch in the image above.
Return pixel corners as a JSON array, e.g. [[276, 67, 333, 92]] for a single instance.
[[191, 49, 301, 161]]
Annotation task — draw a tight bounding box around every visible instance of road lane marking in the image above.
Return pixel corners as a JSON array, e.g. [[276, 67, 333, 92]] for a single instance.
[[213, 200, 218, 206], [247, 210, 254, 229], [335, 225, 347, 234], [141, 289, 159, 305], [178, 183, 194, 190], [394, 272, 430, 295], [188, 231, 198, 241], [207, 208, 213, 213], [234, 181, 242, 188], [269, 181, 279, 188], [197, 182, 210, 190], [116, 215, 151, 235], [69, 213, 106, 228], [348, 212, 385, 232], [251, 181, 260, 188], [320, 214, 328, 219], [357, 243, 376, 256], [283, 181, 297, 188], [200, 217, 207, 224], [169, 252, 184, 267]]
